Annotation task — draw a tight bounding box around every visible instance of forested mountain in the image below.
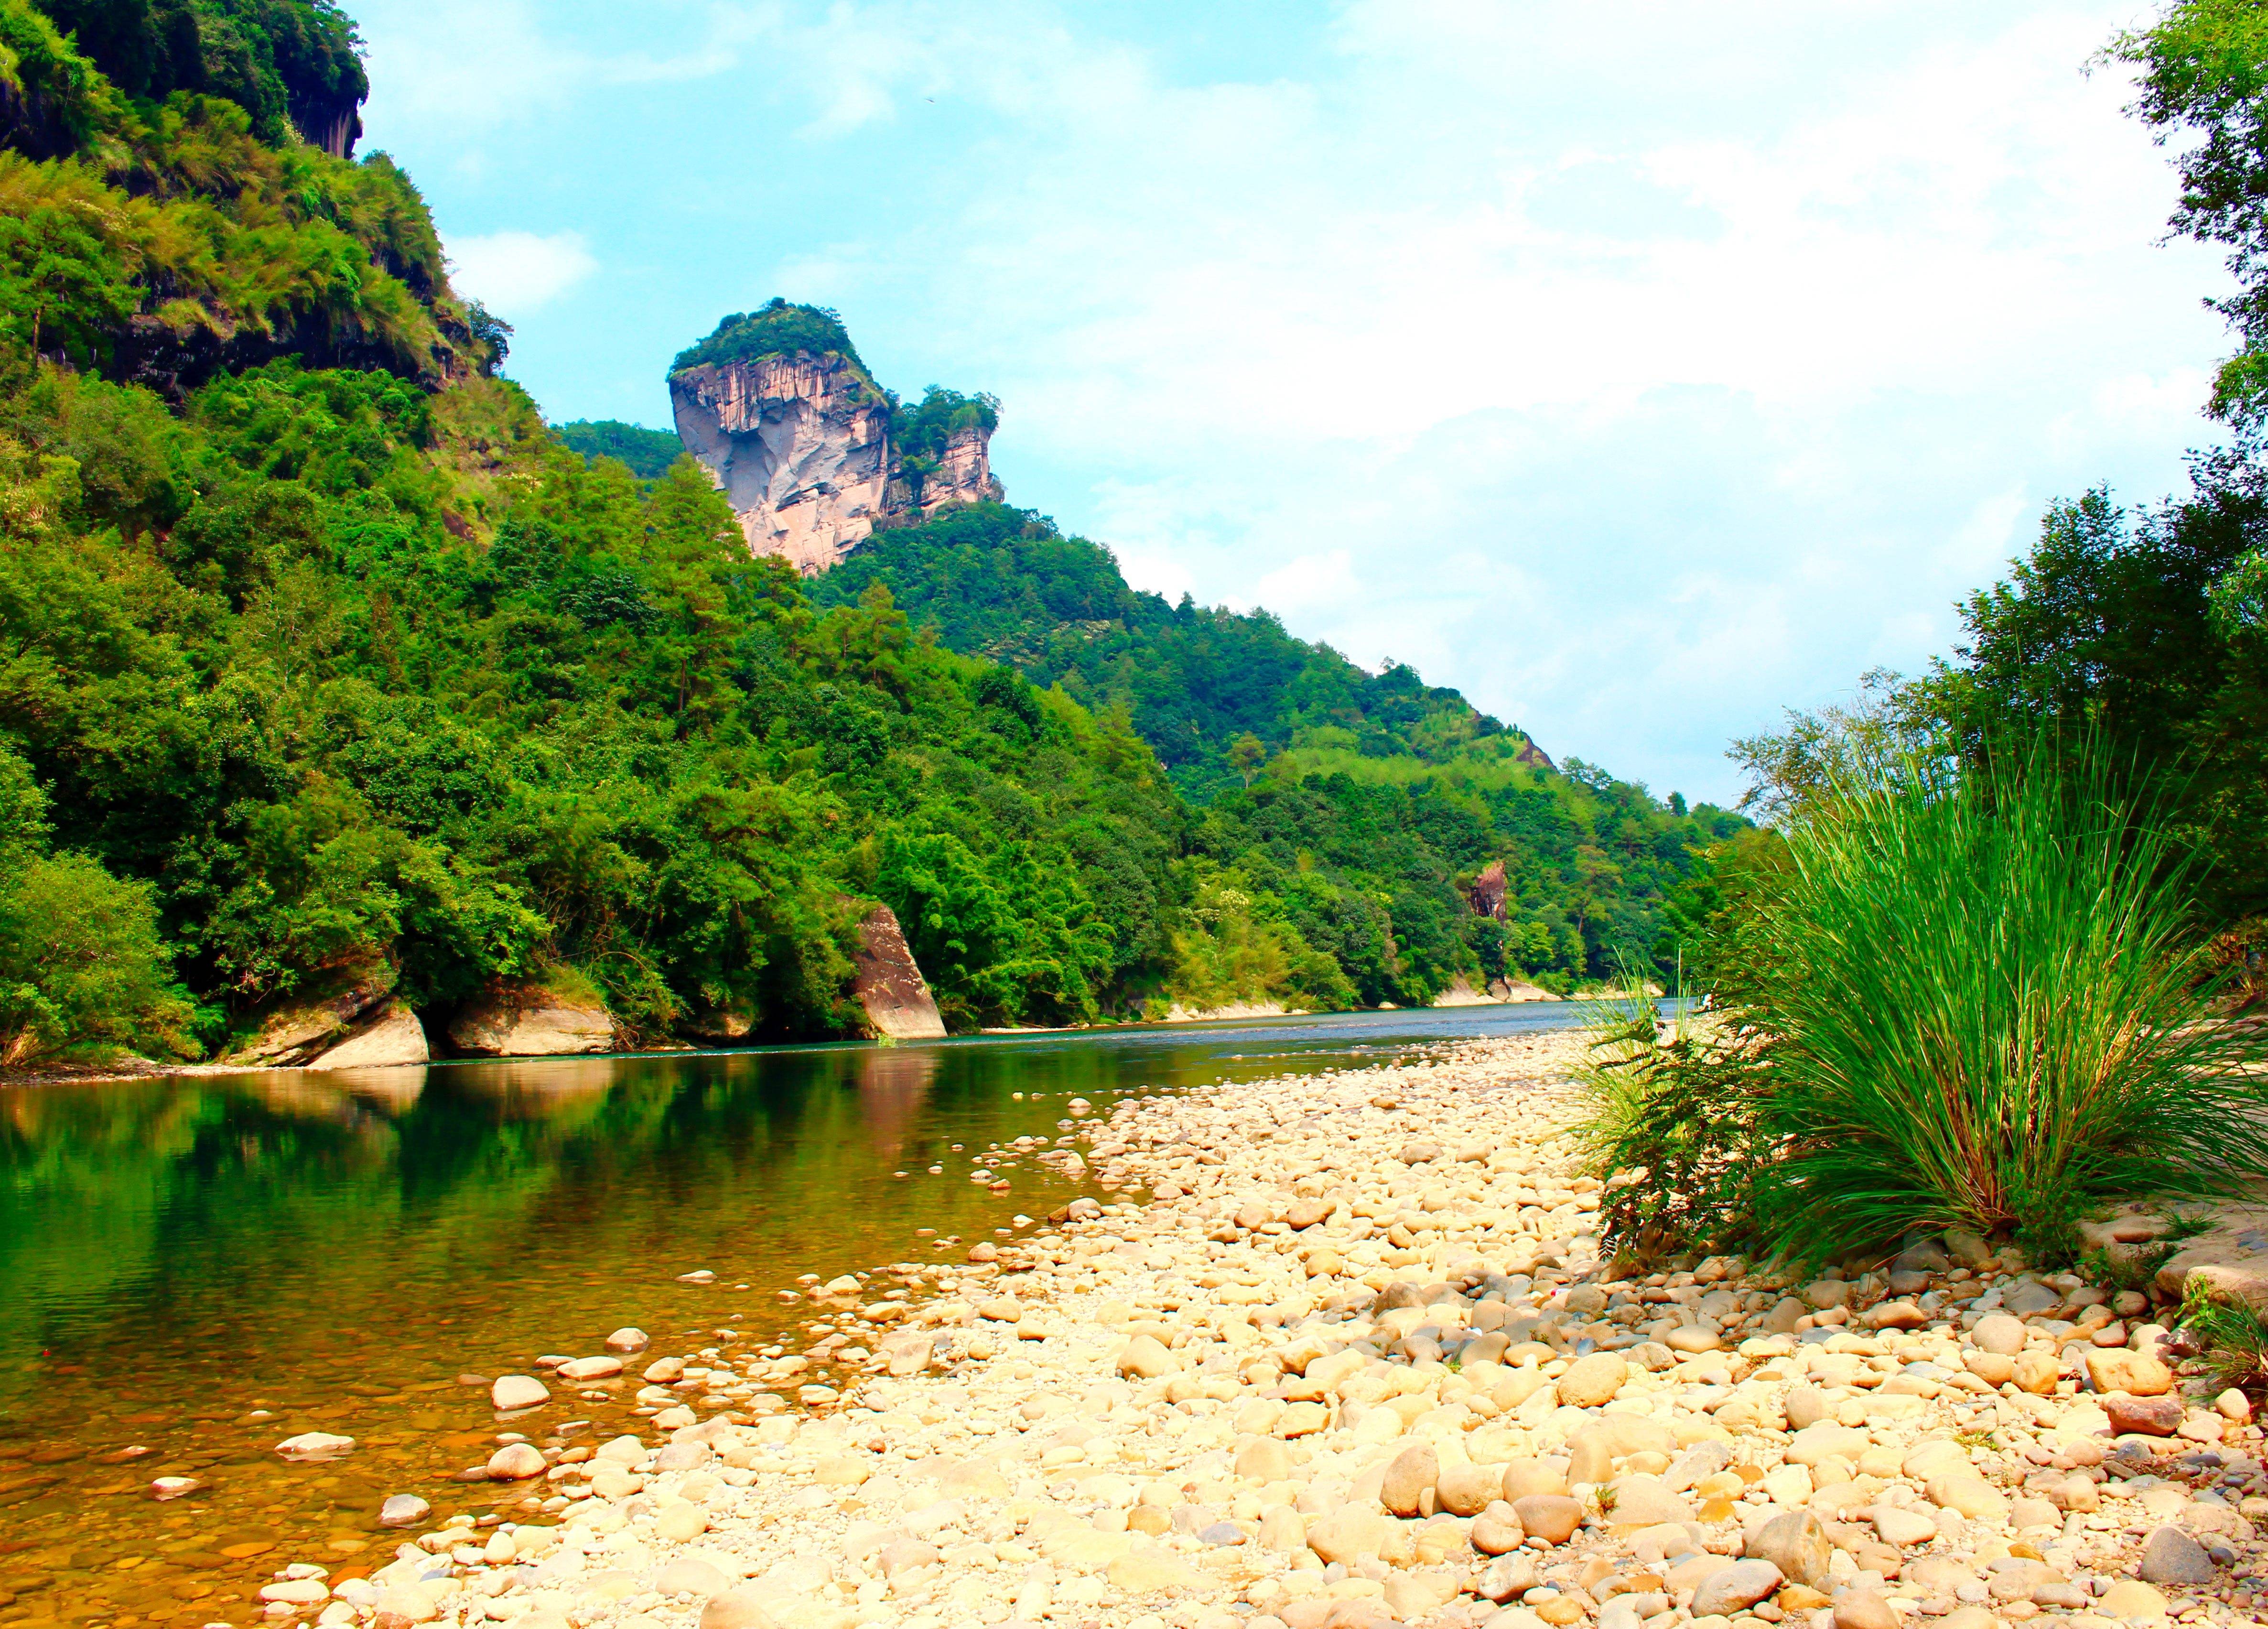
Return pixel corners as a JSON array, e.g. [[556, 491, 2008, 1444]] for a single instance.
[[0, 0, 1738, 1065], [808, 501, 1746, 1004], [554, 419, 683, 479]]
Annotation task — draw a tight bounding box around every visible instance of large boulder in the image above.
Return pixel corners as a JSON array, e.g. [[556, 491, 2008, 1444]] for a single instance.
[[448, 985, 613, 1057], [220, 962, 397, 1067], [853, 903, 945, 1040], [309, 1001, 429, 1070]]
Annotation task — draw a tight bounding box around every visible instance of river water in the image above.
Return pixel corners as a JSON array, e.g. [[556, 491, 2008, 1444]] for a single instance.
[[0, 1002, 1588, 1629]]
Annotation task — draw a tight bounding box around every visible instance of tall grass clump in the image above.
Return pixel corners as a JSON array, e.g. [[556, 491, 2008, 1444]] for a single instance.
[[1577, 738, 2268, 1268], [1747, 741, 2268, 1265]]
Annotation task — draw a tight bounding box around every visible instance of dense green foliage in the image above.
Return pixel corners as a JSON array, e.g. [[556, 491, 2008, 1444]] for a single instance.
[[670, 297, 870, 380], [0, 0, 480, 394], [815, 502, 1539, 790], [814, 501, 1746, 1001], [0, 354, 1192, 1052], [0, 740, 193, 1064], [554, 417, 682, 479], [29, 0, 367, 152]]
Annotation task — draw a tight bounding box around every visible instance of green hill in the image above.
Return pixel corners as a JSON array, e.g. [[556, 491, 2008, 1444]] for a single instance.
[[810, 501, 1746, 1002], [554, 418, 684, 479]]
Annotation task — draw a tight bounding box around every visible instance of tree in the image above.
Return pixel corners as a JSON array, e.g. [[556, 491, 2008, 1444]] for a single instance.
[[0, 742, 194, 1064], [1228, 732, 1266, 787], [2110, 0, 2268, 442]]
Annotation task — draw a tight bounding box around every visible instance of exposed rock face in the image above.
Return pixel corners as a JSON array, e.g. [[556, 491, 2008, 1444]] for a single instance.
[[309, 1001, 429, 1070], [1469, 860, 1509, 920], [854, 905, 946, 1041], [448, 987, 615, 1057], [671, 352, 1000, 575], [220, 964, 398, 1068], [1165, 1001, 1289, 1023]]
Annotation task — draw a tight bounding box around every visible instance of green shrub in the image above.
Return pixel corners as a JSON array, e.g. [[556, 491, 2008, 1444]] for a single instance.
[[670, 298, 869, 379], [1587, 739, 2268, 1267], [1573, 981, 1776, 1260], [2177, 1286, 2268, 1394], [1745, 740, 2268, 1264], [0, 849, 195, 1064]]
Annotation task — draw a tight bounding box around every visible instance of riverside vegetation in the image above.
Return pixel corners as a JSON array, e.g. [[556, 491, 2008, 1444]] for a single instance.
[[0, 0, 1737, 1068]]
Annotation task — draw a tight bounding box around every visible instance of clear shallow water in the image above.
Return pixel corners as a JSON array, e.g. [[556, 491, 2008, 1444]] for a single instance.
[[0, 1001, 1586, 1628]]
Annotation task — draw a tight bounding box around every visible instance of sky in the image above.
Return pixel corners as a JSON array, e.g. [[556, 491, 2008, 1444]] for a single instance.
[[350, 0, 2227, 809]]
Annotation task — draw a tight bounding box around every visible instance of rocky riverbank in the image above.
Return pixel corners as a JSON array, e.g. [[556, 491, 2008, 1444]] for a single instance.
[[241, 1032, 2268, 1629]]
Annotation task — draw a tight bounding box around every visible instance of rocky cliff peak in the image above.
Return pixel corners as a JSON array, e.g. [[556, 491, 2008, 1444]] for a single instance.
[[669, 302, 1003, 575]]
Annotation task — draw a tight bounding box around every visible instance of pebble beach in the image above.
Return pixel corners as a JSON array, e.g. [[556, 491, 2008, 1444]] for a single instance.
[[231, 1032, 2268, 1629]]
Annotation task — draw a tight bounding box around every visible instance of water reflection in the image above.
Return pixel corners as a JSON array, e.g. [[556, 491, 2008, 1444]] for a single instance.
[[857, 1048, 941, 1156]]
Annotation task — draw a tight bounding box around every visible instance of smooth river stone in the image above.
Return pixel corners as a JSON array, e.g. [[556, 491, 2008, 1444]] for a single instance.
[[1692, 1560, 1785, 1616], [490, 1374, 551, 1411], [275, 1432, 356, 1462], [486, 1443, 547, 1479]]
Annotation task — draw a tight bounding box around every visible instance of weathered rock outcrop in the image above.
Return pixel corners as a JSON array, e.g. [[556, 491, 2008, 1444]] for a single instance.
[[1165, 1000, 1289, 1023], [853, 904, 946, 1041], [1432, 975, 1554, 1007], [448, 987, 615, 1057], [220, 963, 398, 1068], [671, 351, 1000, 575], [1469, 860, 1509, 920], [1489, 977, 1557, 1002], [309, 1001, 429, 1070]]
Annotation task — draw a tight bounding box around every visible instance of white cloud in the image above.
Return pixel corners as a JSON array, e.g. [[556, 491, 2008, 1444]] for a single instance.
[[355, 0, 746, 146], [869, 0, 2228, 801], [1253, 550, 1360, 617], [1112, 546, 1194, 604], [443, 231, 599, 316]]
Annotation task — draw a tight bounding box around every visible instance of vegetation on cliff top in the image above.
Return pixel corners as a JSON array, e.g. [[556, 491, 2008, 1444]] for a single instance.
[[669, 299, 871, 382]]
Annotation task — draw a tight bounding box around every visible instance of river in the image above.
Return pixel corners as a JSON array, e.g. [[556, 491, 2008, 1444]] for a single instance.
[[0, 1001, 1590, 1628]]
